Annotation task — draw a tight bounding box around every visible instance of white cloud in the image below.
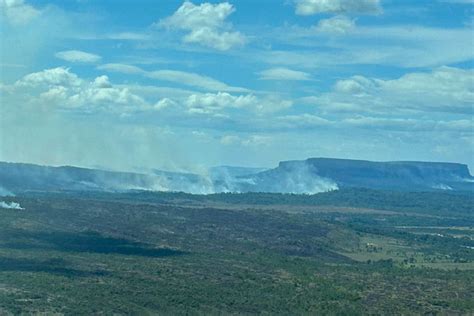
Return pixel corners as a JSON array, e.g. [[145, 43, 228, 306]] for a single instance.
[[15, 67, 82, 87], [0, 0, 40, 25], [334, 75, 375, 94], [98, 63, 249, 92], [258, 67, 311, 81], [185, 92, 292, 115], [186, 92, 256, 115], [158, 1, 246, 50], [154, 98, 177, 110], [295, 0, 381, 15], [315, 15, 355, 34], [13, 68, 147, 112], [55, 50, 102, 63], [92, 75, 112, 88], [278, 114, 331, 128], [67, 82, 146, 111], [147, 70, 248, 92], [313, 67, 474, 114]]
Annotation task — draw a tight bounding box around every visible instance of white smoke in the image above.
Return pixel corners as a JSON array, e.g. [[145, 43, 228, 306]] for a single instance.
[[0, 161, 337, 195], [120, 166, 268, 194], [112, 164, 338, 194], [0, 201, 24, 210], [432, 184, 453, 190], [270, 164, 338, 194]]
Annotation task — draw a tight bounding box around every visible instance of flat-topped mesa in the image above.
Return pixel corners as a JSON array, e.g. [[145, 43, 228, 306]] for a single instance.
[[275, 158, 473, 191]]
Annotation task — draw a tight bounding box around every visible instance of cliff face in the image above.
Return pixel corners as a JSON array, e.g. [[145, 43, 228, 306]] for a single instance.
[[264, 158, 474, 191]]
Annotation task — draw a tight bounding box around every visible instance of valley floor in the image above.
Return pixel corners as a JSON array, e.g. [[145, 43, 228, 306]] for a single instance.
[[0, 189, 473, 315]]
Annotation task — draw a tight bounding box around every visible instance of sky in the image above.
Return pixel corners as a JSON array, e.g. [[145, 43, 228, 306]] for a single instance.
[[0, 0, 473, 172]]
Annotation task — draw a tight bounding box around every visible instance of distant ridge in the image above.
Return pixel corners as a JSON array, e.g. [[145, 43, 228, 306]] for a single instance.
[[0, 158, 472, 195], [253, 158, 473, 192]]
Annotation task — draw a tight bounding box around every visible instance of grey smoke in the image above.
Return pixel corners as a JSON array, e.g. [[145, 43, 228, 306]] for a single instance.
[[0, 201, 24, 210]]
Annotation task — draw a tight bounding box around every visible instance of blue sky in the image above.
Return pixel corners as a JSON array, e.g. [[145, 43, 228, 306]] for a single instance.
[[0, 0, 473, 172]]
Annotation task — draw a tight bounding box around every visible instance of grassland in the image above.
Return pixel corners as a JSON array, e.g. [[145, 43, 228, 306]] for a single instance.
[[0, 189, 472, 314]]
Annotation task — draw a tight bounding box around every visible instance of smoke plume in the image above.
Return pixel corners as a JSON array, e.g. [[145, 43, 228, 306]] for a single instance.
[[0, 201, 24, 210]]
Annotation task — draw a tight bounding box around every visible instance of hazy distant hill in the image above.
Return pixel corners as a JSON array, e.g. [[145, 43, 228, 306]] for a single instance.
[[0, 162, 159, 194], [0, 158, 472, 195]]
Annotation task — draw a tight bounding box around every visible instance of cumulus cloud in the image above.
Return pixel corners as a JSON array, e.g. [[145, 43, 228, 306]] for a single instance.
[[185, 92, 292, 115], [158, 1, 246, 50], [55, 50, 102, 63], [295, 0, 382, 15], [311, 66, 474, 114], [6, 67, 292, 121], [13, 67, 147, 112], [186, 92, 256, 113], [0, 201, 24, 210], [65, 79, 147, 111], [92, 75, 112, 88], [15, 67, 82, 87], [0, 0, 40, 25], [154, 98, 177, 110], [315, 15, 355, 34], [98, 63, 249, 92], [258, 67, 311, 81]]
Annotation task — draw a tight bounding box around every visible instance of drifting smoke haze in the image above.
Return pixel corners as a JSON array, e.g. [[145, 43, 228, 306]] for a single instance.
[[89, 165, 339, 194], [0, 161, 339, 195], [0, 158, 473, 195], [271, 163, 339, 194], [246, 161, 339, 194], [0, 186, 14, 196]]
